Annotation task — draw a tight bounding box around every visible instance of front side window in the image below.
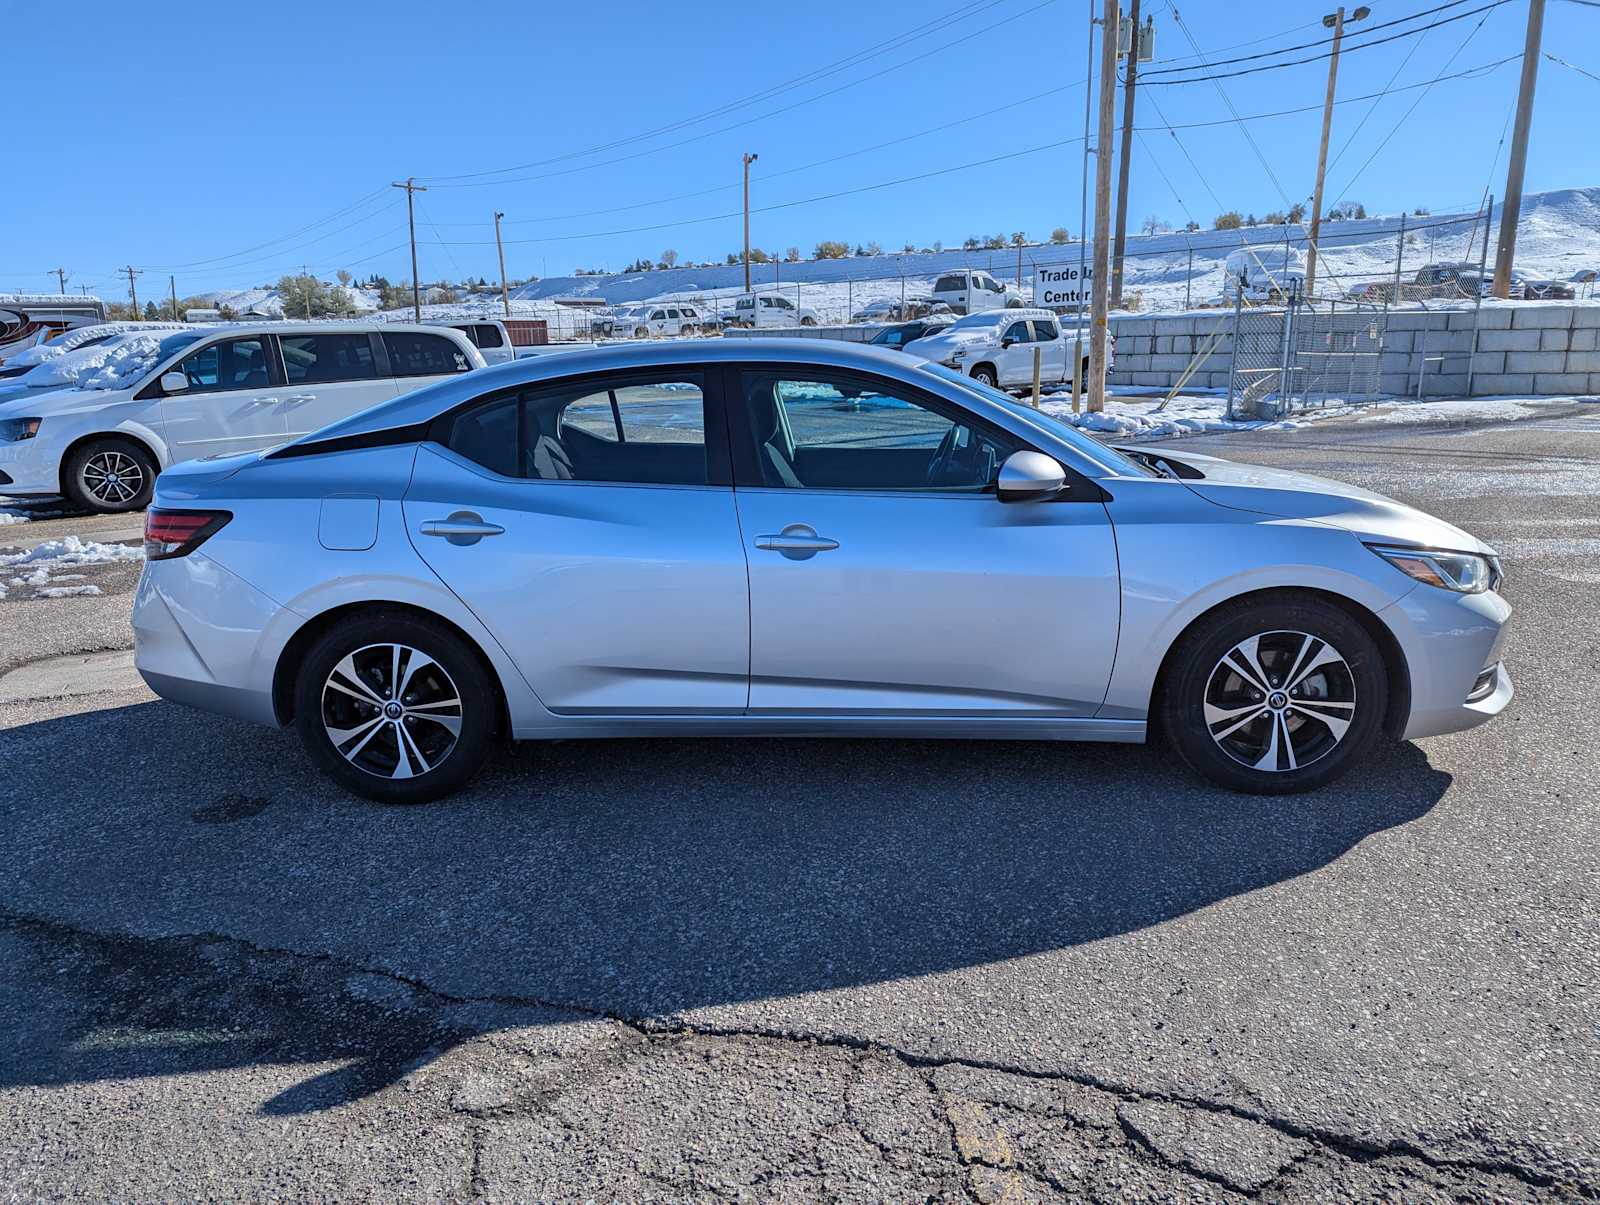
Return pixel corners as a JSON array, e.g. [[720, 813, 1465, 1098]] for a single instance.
[[739, 371, 1018, 492], [773, 297, 795, 310], [383, 331, 471, 377], [443, 374, 708, 486], [173, 337, 271, 393], [281, 333, 377, 384], [1002, 321, 1030, 344]]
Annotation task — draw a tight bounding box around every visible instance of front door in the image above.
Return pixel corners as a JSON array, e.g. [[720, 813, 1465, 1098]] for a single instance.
[[994, 318, 1036, 386], [727, 366, 1120, 714], [158, 335, 287, 463], [403, 368, 749, 713]]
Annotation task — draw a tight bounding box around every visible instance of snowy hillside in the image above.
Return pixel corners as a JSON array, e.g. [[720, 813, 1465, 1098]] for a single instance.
[[497, 186, 1600, 323]]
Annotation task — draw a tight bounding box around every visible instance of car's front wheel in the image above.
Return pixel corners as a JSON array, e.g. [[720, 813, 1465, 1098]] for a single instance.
[[1159, 595, 1388, 794], [293, 613, 498, 804], [62, 437, 157, 514], [970, 364, 999, 388]]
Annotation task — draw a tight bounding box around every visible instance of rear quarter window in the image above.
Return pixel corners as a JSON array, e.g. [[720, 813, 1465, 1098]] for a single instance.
[[383, 331, 472, 377]]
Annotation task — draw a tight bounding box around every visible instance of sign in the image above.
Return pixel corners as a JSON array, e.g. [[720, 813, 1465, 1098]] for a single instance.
[[1035, 264, 1093, 309]]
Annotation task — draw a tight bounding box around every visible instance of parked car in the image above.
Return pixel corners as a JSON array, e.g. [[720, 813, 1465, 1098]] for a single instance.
[[604, 303, 708, 337], [867, 318, 954, 349], [1404, 262, 1487, 301], [132, 338, 1512, 804], [851, 297, 950, 323], [930, 270, 1026, 315], [0, 322, 483, 513], [0, 328, 192, 406], [732, 292, 822, 328], [901, 308, 1109, 390], [443, 320, 516, 365], [1512, 272, 1575, 301], [1223, 246, 1307, 302], [0, 320, 185, 381]]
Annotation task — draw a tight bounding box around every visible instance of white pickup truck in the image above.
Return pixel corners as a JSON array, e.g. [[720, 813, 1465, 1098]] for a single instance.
[[930, 269, 1027, 315], [901, 308, 1111, 390]]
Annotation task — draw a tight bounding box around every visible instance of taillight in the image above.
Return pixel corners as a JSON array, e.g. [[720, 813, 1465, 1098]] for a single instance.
[[144, 508, 231, 560]]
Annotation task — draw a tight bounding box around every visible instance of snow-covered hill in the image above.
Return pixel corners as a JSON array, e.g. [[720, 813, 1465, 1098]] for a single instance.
[[497, 186, 1599, 322]]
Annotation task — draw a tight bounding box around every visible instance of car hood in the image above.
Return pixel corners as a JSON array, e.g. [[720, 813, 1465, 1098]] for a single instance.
[[1135, 447, 1495, 555], [903, 329, 998, 358], [0, 385, 121, 419]]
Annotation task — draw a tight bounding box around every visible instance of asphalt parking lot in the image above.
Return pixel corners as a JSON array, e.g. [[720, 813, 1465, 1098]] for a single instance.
[[1, 403, 1597, 1201]]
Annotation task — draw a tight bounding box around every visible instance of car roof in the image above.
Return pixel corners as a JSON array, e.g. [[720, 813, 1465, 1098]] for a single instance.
[[288, 338, 945, 445]]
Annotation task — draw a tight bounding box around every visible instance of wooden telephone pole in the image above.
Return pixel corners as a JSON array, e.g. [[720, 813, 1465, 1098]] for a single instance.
[[742, 153, 759, 293], [1087, 0, 1119, 413], [169, 275, 180, 322], [1493, 0, 1546, 298], [1110, 0, 1141, 308], [494, 212, 511, 317], [122, 266, 143, 316], [392, 178, 427, 320], [51, 268, 68, 294], [1306, 6, 1368, 298]]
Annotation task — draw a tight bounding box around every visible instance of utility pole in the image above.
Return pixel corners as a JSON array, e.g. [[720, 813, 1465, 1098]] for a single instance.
[[122, 266, 142, 316], [392, 178, 427, 321], [1110, 0, 1142, 307], [494, 211, 511, 317], [1088, 0, 1118, 413], [1074, 0, 1095, 415], [742, 153, 759, 293], [1306, 6, 1369, 298], [169, 275, 180, 322], [51, 268, 67, 294], [1493, 0, 1545, 298]]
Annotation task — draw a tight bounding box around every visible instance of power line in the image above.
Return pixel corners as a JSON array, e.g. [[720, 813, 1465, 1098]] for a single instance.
[[1139, 0, 1477, 76], [1140, 1, 1510, 86], [137, 188, 393, 271], [1544, 50, 1600, 82]]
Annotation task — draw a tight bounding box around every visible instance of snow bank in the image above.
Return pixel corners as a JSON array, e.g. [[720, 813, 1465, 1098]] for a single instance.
[[1, 535, 144, 570]]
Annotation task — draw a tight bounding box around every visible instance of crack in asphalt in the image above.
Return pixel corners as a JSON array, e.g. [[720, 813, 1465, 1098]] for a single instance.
[[1, 905, 1585, 1200]]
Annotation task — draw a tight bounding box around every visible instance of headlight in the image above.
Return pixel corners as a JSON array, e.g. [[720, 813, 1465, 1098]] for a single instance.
[[1368, 544, 1498, 593], [0, 417, 41, 441], [944, 350, 965, 365]]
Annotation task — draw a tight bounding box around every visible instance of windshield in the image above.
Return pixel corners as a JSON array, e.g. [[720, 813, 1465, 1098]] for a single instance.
[[917, 362, 1152, 477], [948, 311, 1009, 331]]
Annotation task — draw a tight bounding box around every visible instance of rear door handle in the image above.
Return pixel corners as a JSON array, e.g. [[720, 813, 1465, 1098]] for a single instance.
[[755, 523, 839, 560], [420, 511, 504, 545], [284, 392, 317, 404]]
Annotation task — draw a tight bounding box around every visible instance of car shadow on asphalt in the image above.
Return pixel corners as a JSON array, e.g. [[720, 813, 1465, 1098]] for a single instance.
[[0, 700, 1452, 1114]]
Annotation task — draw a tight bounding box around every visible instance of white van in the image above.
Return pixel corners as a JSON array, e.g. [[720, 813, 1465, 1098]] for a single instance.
[[0, 322, 483, 513], [444, 320, 516, 365], [930, 269, 1026, 316], [732, 292, 822, 328]]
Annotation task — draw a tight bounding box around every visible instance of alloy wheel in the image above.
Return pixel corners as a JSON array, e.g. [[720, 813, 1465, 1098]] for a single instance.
[[81, 450, 146, 506], [1203, 630, 1356, 772], [320, 643, 463, 779]]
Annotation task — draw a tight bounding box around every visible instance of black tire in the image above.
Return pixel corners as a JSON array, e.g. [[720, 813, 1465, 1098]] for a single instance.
[[61, 436, 157, 514], [293, 612, 498, 804], [800, 316, 818, 327], [633, 326, 649, 338], [970, 364, 999, 388], [1158, 594, 1388, 794]]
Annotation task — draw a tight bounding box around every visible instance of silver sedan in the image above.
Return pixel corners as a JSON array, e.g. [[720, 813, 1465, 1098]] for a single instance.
[[132, 339, 1512, 804]]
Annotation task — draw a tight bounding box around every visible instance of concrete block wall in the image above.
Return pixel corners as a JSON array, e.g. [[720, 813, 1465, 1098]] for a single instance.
[[1108, 303, 1600, 397]]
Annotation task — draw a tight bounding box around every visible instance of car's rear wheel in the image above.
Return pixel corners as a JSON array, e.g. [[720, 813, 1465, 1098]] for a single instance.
[[62, 437, 157, 514], [293, 613, 497, 804], [800, 316, 817, 326], [1159, 596, 1387, 794]]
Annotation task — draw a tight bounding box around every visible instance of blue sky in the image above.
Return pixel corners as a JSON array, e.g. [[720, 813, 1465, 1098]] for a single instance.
[[3, 0, 1595, 297]]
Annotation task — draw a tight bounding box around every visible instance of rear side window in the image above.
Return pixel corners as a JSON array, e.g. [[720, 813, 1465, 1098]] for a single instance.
[[474, 324, 504, 349], [281, 333, 378, 384], [383, 331, 471, 377], [934, 275, 965, 293]]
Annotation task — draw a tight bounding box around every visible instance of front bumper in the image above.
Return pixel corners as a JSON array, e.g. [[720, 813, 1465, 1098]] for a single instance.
[[0, 432, 63, 495], [1380, 583, 1514, 740]]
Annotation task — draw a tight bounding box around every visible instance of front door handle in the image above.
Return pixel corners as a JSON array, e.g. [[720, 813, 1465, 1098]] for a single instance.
[[755, 523, 839, 560], [420, 511, 505, 546], [284, 392, 317, 404]]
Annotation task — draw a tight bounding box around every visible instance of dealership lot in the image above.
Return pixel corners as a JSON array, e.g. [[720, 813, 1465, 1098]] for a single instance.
[[1, 408, 1597, 1199]]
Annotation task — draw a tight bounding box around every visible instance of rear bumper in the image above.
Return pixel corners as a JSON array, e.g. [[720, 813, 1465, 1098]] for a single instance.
[[132, 553, 286, 727]]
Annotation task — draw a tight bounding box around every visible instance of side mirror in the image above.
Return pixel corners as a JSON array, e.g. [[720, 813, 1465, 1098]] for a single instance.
[[1001, 336, 1016, 348], [159, 370, 189, 394], [996, 451, 1067, 502]]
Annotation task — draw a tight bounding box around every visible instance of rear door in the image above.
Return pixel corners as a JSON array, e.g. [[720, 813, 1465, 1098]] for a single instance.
[[277, 331, 397, 439], [725, 365, 1120, 714], [157, 334, 287, 462], [1031, 318, 1069, 383], [403, 368, 749, 713]]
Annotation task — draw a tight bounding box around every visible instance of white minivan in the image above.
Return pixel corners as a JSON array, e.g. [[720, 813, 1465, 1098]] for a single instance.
[[0, 322, 483, 513], [731, 292, 822, 328]]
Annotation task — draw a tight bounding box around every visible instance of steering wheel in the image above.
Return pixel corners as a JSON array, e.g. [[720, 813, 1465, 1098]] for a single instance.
[[926, 424, 961, 485]]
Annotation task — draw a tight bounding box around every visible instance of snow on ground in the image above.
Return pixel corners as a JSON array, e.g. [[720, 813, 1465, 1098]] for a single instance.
[[1, 536, 142, 598], [1038, 388, 1598, 441]]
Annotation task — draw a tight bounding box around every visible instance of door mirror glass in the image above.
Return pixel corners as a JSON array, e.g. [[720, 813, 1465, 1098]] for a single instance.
[[159, 370, 189, 394], [996, 450, 1066, 502]]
